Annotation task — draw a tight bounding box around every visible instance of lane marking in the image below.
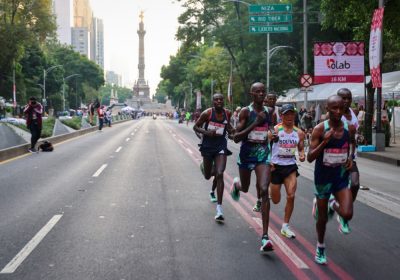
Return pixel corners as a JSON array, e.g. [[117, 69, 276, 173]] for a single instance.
[[0, 215, 63, 274], [126, 138, 130, 142], [186, 148, 193, 154], [131, 133, 135, 136], [92, 164, 107, 177], [115, 147, 122, 153], [178, 139, 183, 144], [253, 218, 309, 269]]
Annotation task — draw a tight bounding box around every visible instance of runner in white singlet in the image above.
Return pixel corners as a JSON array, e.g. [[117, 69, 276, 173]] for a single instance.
[[269, 104, 305, 239]]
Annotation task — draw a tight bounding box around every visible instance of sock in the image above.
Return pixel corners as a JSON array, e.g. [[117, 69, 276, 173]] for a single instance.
[[216, 204, 222, 213], [329, 200, 339, 210], [317, 242, 325, 248], [210, 190, 214, 194], [257, 198, 262, 202], [282, 223, 288, 229]]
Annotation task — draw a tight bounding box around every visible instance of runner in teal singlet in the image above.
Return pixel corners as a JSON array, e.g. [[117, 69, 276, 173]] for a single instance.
[[230, 82, 276, 253], [307, 95, 356, 265]]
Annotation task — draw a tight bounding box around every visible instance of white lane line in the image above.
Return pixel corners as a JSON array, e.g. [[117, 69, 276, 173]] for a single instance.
[[178, 139, 183, 144], [0, 215, 63, 274], [131, 133, 135, 136], [186, 148, 193, 154], [92, 164, 107, 177], [126, 138, 130, 142], [253, 218, 309, 269], [115, 147, 122, 153], [173, 134, 176, 137]]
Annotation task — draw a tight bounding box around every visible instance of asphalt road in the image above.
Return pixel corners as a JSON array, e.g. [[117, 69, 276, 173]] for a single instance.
[[0, 118, 399, 280]]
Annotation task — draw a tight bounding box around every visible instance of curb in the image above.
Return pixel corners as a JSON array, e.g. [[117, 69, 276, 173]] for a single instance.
[[0, 118, 131, 163], [358, 152, 400, 167]]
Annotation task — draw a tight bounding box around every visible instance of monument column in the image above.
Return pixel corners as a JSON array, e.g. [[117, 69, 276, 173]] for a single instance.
[[133, 11, 150, 101]]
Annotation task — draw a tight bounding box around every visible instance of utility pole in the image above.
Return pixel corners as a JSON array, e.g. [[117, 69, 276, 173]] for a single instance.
[[376, 0, 384, 133], [266, 33, 270, 92], [303, 0, 308, 109]]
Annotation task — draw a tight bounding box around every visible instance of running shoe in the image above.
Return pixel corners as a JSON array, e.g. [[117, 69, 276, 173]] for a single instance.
[[260, 235, 273, 252], [230, 177, 240, 201], [209, 191, 217, 203], [200, 161, 204, 176], [315, 246, 327, 265], [337, 215, 351, 234], [215, 205, 224, 222], [253, 200, 261, 212], [281, 225, 296, 239], [312, 198, 318, 220], [28, 148, 37, 153], [328, 194, 336, 220]]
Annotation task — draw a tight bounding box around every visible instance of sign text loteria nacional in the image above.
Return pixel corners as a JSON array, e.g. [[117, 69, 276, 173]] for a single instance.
[[314, 42, 365, 84]]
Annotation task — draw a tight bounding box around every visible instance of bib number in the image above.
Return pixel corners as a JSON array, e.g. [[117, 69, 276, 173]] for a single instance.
[[278, 146, 296, 158], [248, 127, 268, 143], [323, 148, 348, 167], [208, 121, 225, 136]]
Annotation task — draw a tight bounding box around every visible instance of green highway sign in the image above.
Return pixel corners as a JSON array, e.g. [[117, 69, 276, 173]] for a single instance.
[[249, 14, 292, 23], [249, 4, 292, 13], [249, 25, 293, 33]]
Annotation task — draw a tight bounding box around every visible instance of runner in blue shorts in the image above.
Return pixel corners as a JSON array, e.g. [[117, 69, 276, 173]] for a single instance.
[[307, 95, 356, 265], [230, 82, 276, 253], [194, 93, 234, 222]]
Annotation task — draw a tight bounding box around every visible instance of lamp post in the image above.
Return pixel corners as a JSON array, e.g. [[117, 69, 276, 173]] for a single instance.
[[43, 65, 62, 112], [63, 74, 80, 112], [266, 46, 294, 91]]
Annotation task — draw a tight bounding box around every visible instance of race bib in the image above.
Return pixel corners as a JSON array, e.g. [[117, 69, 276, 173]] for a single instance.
[[208, 121, 225, 136], [278, 145, 296, 158], [323, 148, 348, 167], [248, 127, 268, 143]]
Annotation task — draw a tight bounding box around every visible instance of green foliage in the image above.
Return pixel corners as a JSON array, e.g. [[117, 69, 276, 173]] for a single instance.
[[98, 84, 133, 105], [41, 117, 55, 138], [61, 117, 82, 130]]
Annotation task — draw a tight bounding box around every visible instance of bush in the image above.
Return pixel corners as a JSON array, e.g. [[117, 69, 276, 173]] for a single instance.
[[61, 117, 82, 130], [41, 117, 56, 138]]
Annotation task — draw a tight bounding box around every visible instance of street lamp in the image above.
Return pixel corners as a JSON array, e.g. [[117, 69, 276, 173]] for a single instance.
[[43, 64, 63, 112], [266, 46, 294, 91], [63, 74, 81, 112]]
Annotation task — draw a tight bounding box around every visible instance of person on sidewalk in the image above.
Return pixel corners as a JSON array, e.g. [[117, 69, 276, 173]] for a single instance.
[[97, 105, 105, 131], [23, 97, 43, 153], [307, 95, 355, 265], [269, 104, 306, 239], [230, 82, 276, 252], [193, 93, 234, 222]]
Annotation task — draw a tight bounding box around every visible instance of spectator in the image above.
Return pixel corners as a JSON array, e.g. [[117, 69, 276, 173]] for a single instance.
[[97, 105, 105, 131], [23, 97, 43, 153], [300, 111, 314, 131], [230, 106, 241, 128]]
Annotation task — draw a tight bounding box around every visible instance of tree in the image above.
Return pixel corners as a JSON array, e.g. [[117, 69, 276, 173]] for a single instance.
[[320, 0, 400, 144], [0, 0, 56, 97]]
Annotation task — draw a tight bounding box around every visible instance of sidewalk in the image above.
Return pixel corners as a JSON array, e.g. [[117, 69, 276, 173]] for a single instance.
[[358, 141, 400, 167]]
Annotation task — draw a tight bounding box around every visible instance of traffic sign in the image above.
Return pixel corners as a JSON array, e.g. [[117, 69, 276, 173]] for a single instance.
[[300, 74, 313, 88], [249, 25, 293, 33], [249, 14, 292, 23], [249, 4, 292, 13]]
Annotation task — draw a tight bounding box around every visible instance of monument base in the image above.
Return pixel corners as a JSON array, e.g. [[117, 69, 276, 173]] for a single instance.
[[372, 132, 385, 151]]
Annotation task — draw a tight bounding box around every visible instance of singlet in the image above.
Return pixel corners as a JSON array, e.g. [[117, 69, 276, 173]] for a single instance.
[[200, 108, 228, 151], [314, 120, 350, 185], [341, 108, 359, 130], [244, 104, 270, 144], [271, 124, 300, 166], [341, 108, 358, 159]]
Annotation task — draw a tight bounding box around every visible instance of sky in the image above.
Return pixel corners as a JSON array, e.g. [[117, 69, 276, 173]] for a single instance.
[[90, 0, 183, 95]]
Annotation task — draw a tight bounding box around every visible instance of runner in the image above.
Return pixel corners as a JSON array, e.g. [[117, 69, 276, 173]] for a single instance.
[[251, 94, 276, 212], [193, 93, 234, 222], [335, 88, 360, 234], [307, 95, 356, 265], [270, 104, 305, 239], [230, 82, 275, 252]]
